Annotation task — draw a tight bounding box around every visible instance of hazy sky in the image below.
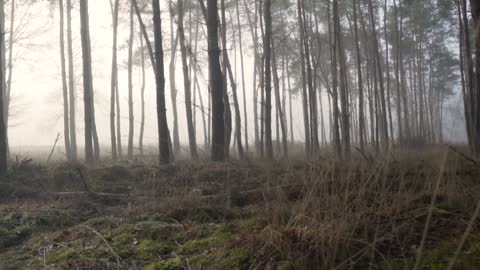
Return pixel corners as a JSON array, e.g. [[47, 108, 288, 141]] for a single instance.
[[7, 0, 466, 155]]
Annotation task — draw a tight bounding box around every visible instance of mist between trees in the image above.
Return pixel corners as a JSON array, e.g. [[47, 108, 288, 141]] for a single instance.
[[0, 0, 477, 168]]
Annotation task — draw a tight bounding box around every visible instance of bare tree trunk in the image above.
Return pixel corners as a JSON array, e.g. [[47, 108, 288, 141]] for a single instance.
[[127, 2, 135, 159], [0, 1, 7, 174], [139, 30, 146, 156], [333, 0, 350, 158], [219, 0, 232, 158], [59, 0, 71, 161], [263, 0, 273, 160], [328, 0, 341, 158], [206, 0, 225, 161], [271, 39, 288, 157], [286, 58, 294, 144], [469, 0, 480, 155], [152, 0, 170, 164], [5, 0, 14, 159], [178, 0, 198, 159], [353, 0, 365, 150], [368, 0, 389, 148], [169, 0, 180, 155], [297, 0, 310, 157], [236, 0, 248, 154], [80, 0, 95, 166], [109, 0, 118, 161], [66, 0, 77, 160]]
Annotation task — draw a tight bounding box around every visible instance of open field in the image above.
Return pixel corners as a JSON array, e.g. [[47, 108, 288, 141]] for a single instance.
[[1, 147, 480, 269]]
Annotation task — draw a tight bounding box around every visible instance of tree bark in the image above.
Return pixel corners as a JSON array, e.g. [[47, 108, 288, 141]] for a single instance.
[[178, 0, 198, 159], [152, 0, 170, 164], [80, 0, 95, 166], [206, 0, 226, 161], [127, 2, 135, 159], [109, 0, 119, 161], [59, 0, 71, 161]]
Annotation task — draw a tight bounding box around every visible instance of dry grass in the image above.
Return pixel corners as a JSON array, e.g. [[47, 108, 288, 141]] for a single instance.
[[0, 146, 479, 269]]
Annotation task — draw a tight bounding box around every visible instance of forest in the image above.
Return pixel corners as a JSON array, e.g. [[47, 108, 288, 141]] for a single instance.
[[0, 0, 480, 269]]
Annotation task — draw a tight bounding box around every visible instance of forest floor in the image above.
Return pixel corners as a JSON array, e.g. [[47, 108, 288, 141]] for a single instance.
[[0, 146, 480, 269]]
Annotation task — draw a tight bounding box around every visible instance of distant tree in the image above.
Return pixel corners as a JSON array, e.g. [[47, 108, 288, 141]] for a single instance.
[[109, 0, 119, 161]]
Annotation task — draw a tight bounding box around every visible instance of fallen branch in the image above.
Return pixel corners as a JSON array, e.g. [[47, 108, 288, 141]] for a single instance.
[[47, 133, 61, 164], [448, 145, 478, 165]]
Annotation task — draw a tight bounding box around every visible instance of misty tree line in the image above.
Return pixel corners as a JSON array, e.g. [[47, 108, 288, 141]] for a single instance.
[[0, 0, 478, 170]]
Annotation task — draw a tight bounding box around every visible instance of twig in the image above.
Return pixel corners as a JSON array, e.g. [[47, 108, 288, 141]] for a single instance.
[[80, 225, 121, 270], [47, 133, 61, 164], [355, 147, 371, 162]]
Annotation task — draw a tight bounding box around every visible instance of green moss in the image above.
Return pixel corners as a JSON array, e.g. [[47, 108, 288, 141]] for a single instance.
[[179, 230, 231, 255], [0, 225, 32, 249], [135, 239, 174, 260], [215, 247, 251, 270], [47, 247, 76, 264], [142, 257, 182, 270], [189, 254, 209, 267]]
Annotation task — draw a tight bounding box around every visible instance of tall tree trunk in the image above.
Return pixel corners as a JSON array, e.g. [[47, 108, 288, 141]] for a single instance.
[[139, 30, 146, 156], [368, 0, 389, 148], [271, 43, 288, 157], [0, 1, 7, 175], [178, 0, 198, 159], [169, 0, 180, 155], [127, 2, 135, 159], [297, 0, 310, 157], [220, 0, 232, 158], [5, 0, 14, 159], [109, 0, 118, 161], [152, 0, 170, 164], [59, 0, 71, 161], [80, 0, 95, 166], [207, 0, 225, 161], [66, 0, 77, 160], [328, 0, 341, 158], [236, 0, 248, 154], [263, 0, 273, 159], [286, 58, 295, 144], [469, 0, 480, 155], [353, 0, 365, 150], [333, 0, 350, 158]]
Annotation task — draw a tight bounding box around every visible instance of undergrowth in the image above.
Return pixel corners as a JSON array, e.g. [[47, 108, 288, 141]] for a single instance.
[[0, 147, 479, 269]]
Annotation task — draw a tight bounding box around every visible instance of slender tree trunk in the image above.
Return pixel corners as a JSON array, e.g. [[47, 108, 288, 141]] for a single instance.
[[220, 0, 232, 158], [207, 0, 225, 161], [5, 0, 14, 159], [286, 58, 294, 144], [353, 0, 365, 151], [59, 0, 71, 161], [0, 1, 7, 174], [263, 0, 273, 159], [169, 0, 180, 155], [80, 0, 95, 166], [139, 30, 146, 156], [109, 0, 119, 161], [334, 0, 351, 158], [298, 0, 310, 157], [271, 39, 288, 157], [469, 0, 480, 155], [127, 2, 135, 159], [236, 0, 248, 154], [178, 0, 198, 159], [328, 0, 341, 158], [66, 0, 77, 160], [152, 0, 170, 164]]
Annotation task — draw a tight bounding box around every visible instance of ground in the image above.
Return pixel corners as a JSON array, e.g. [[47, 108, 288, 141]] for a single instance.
[[0, 147, 480, 269]]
